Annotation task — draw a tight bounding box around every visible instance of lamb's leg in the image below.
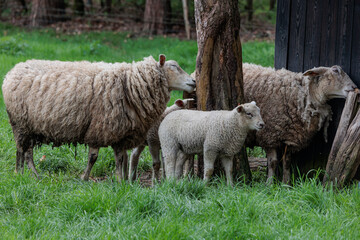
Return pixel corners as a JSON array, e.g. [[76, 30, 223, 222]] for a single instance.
[[25, 147, 39, 178], [183, 156, 195, 177], [129, 145, 145, 182], [163, 149, 177, 180], [81, 147, 99, 181], [148, 143, 161, 184], [203, 150, 217, 183], [175, 151, 188, 179], [221, 156, 233, 186], [282, 152, 291, 184], [266, 148, 278, 185]]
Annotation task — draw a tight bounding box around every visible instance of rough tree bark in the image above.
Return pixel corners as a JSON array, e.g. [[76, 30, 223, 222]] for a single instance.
[[323, 90, 360, 187], [143, 0, 172, 35], [31, 0, 66, 27], [195, 0, 251, 181]]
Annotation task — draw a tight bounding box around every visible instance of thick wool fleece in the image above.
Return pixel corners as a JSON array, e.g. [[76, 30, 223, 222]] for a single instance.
[[243, 63, 332, 152], [2, 57, 170, 149]]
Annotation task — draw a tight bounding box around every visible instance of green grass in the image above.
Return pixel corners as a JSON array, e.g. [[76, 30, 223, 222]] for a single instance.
[[0, 23, 358, 239]]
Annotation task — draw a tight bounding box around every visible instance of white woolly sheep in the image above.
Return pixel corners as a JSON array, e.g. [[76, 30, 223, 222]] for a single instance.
[[128, 98, 194, 183], [243, 63, 357, 184], [2, 55, 196, 181], [158, 101, 264, 185]]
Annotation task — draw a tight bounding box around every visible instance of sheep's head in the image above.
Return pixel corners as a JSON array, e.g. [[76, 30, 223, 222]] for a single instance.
[[304, 65, 357, 101], [158, 54, 196, 93], [235, 101, 264, 131]]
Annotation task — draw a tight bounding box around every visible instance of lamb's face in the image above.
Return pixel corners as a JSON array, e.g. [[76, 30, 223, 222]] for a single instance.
[[236, 101, 264, 131], [158, 55, 196, 93], [304, 66, 357, 100]]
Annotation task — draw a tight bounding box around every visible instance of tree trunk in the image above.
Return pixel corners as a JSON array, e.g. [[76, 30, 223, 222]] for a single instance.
[[270, 0, 276, 10], [143, 0, 171, 35], [73, 0, 85, 16], [195, 0, 251, 182], [324, 90, 360, 187], [31, 0, 66, 27], [182, 0, 191, 39]]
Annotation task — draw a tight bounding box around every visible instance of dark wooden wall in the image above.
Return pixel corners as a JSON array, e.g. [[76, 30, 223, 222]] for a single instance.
[[275, 0, 360, 176]]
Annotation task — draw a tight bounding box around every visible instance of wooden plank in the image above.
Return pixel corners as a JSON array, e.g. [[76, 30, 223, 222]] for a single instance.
[[351, 0, 360, 86], [336, 0, 354, 73], [287, 0, 307, 72], [303, 0, 322, 70], [274, 0, 291, 69], [324, 90, 359, 184], [319, 0, 338, 66]]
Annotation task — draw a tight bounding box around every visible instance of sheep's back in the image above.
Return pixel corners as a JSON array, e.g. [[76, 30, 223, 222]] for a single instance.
[[243, 63, 319, 151], [3, 58, 169, 148]]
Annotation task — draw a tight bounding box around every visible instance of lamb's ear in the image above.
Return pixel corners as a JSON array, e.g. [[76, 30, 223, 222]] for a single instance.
[[159, 54, 166, 67], [303, 67, 327, 77], [175, 99, 185, 108], [236, 105, 243, 113]]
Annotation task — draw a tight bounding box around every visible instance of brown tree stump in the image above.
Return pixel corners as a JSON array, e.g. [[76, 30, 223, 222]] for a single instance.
[[324, 89, 360, 187]]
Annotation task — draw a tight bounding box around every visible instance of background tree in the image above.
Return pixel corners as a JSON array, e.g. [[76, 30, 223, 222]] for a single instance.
[[74, 0, 85, 16], [143, 0, 172, 35], [31, 0, 66, 27], [245, 0, 253, 22], [195, 0, 251, 181], [269, 0, 276, 10]]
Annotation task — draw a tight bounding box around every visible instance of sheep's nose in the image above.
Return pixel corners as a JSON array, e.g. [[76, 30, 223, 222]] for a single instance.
[[259, 123, 265, 129], [192, 79, 196, 84]]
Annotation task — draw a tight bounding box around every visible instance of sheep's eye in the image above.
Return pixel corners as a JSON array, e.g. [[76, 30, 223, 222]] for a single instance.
[[246, 112, 253, 117]]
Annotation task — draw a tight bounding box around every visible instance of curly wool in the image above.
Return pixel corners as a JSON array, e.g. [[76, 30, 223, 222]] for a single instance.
[[243, 63, 332, 152], [2, 56, 170, 149]]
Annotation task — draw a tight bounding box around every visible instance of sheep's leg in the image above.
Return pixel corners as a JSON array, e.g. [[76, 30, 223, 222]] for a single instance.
[[282, 152, 292, 185], [122, 151, 128, 181], [81, 147, 99, 181], [266, 148, 278, 185], [148, 143, 161, 184], [163, 149, 177, 180], [175, 151, 188, 179], [203, 150, 217, 183], [15, 147, 25, 174], [25, 148, 39, 178], [221, 156, 233, 186], [129, 145, 145, 182], [113, 147, 127, 183]]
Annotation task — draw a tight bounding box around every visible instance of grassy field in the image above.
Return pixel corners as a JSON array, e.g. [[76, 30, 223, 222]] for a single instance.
[[0, 23, 359, 239]]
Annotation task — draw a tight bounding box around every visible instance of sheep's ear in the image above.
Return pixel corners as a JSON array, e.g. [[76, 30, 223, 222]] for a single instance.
[[175, 99, 184, 108], [236, 105, 243, 113], [303, 67, 327, 77], [331, 65, 341, 74], [159, 54, 166, 67]]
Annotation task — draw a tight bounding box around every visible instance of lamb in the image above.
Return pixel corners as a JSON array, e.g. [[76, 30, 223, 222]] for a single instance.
[[2, 54, 196, 181], [242, 63, 357, 184], [158, 101, 264, 185], [128, 98, 194, 183]]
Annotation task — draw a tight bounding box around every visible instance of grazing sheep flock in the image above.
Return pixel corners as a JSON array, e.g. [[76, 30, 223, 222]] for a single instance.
[[243, 64, 357, 184], [2, 55, 196, 181], [158, 101, 264, 185], [128, 98, 194, 183], [2, 51, 357, 185]]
